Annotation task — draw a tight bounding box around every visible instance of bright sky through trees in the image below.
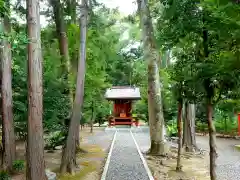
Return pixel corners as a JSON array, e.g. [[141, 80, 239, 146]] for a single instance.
[[100, 0, 137, 15], [11, 0, 137, 27]]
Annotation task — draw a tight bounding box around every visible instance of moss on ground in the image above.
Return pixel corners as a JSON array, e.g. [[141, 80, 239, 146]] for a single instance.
[[234, 145, 240, 151], [59, 144, 106, 180], [59, 161, 97, 180]]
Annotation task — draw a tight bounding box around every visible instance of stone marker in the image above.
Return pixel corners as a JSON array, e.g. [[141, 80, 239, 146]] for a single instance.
[[46, 169, 56, 180]]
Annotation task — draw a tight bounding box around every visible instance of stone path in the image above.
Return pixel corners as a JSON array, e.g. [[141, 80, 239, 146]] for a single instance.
[[103, 129, 151, 180]]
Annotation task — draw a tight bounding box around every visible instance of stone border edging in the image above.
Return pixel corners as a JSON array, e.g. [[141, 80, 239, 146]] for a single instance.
[[130, 130, 155, 180], [196, 133, 240, 139], [101, 130, 117, 180]]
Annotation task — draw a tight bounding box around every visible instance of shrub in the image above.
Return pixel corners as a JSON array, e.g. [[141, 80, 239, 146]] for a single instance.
[[166, 120, 177, 137], [0, 171, 10, 180], [13, 160, 25, 172], [44, 131, 67, 150], [214, 118, 238, 135], [196, 118, 238, 135], [196, 121, 208, 133]]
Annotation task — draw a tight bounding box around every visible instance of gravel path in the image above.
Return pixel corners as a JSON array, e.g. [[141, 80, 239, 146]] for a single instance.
[[83, 129, 115, 151], [196, 136, 240, 180], [105, 130, 149, 180], [133, 128, 240, 180]]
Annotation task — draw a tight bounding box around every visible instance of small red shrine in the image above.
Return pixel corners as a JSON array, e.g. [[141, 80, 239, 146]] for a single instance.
[[105, 86, 141, 127]]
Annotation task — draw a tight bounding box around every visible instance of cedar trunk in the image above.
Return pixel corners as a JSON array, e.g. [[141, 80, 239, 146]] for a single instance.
[[207, 101, 217, 180], [26, 0, 47, 178], [90, 101, 94, 133], [137, 0, 168, 155], [176, 100, 183, 171], [0, 5, 16, 172], [50, 0, 71, 80], [60, 0, 88, 174], [183, 102, 197, 152], [50, 0, 79, 147]]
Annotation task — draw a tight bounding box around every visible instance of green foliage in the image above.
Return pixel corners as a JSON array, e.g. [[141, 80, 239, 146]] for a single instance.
[[0, 171, 10, 180], [13, 160, 25, 172], [44, 131, 67, 150], [0, 0, 8, 17], [196, 121, 208, 133], [166, 120, 177, 137], [9, 5, 129, 137], [11, 27, 71, 137], [196, 117, 238, 135], [151, 0, 240, 130], [8, 0, 240, 144], [214, 119, 238, 135]]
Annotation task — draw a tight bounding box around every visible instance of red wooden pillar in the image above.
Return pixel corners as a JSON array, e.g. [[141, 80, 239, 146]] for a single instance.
[[135, 119, 139, 127], [238, 113, 240, 136]]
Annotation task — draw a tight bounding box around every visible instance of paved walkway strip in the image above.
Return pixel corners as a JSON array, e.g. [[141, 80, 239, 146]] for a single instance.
[[101, 129, 154, 180]]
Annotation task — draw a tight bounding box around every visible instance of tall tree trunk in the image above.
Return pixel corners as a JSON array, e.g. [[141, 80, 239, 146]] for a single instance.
[[166, 50, 170, 67], [176, 100, 183, 171], [207, 99, 217, 180], [90, 101, 94, 133], [51, 0, 70, 74], [183, 102, 197, 152], [26, 0, 47, 178], [60, 0, 88, 174], [137, 0, 168, 155], [50, 0, 72, 102], [0, 2, 16, 171], [203, 11, 217, 178], [0, 32, 2, 167], [76, 125, 80, 148], [50, 0, 81, 148]]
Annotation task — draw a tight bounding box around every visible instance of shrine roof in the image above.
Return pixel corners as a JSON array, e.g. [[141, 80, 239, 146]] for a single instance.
[[105, 86, 141, 100]]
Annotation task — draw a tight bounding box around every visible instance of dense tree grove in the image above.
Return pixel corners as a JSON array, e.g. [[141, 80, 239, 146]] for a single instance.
[[0, 0, 239, 179]]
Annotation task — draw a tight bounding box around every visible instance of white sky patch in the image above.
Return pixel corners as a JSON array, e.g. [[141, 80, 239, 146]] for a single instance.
[[11, 0, 137, 28], [99, 0, 137, 15], [11, 0, 49, 28]]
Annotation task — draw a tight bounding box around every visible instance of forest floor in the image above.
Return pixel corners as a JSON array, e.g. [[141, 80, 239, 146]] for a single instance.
[[11, 127, 240, 180], [146, 147, 209, 180], [133, 129, 240, 180], [12, 127, 114, 180]]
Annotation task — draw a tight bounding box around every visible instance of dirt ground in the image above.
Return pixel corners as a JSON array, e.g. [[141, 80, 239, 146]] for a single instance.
[[12, 127, 110, 180], [146, 147, 210, 180]]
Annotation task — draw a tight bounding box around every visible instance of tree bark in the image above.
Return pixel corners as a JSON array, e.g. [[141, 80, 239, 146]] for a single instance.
[[26, 0, 47, 178], [76, 125, 80, 147], [50, 0, 80, 148], [90, 101, 94, 133], [50, 0, 70, 74], [183, 102, 197, 152], [203, 12, 217, 179], [137, 0, 168, 155], [207, 100, 217, 180], [176, 100, 183, 171], [166, 50, 170, 67], [0, 3, 16, 171], [60, 0, 88, 174], [50, 0, 72, 99]]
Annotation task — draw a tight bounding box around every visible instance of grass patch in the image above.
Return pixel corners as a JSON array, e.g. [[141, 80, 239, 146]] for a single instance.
[[234, 145, 240, 151], [58, 144, 106, 180], [77, 145, 105, 158]]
